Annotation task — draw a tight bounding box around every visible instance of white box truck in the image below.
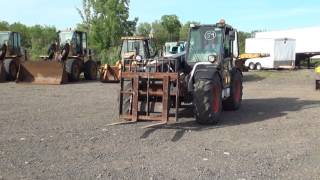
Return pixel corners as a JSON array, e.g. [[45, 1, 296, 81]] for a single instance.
[[245, 38, 296, 70]]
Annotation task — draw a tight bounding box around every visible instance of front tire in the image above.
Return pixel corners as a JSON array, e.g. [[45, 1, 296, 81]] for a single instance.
[[249, 63, 255, 70], [65, 59, 81, 82], [4, 59, 17, 81], [223, 70, 243, 111], [193, 75, 222, 125]]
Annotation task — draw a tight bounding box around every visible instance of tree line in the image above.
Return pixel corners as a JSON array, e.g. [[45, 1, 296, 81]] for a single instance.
[[0, 0, 253, 64]]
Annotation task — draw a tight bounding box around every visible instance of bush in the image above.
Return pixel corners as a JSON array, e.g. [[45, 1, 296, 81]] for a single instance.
[[98, 46, 121, 65]]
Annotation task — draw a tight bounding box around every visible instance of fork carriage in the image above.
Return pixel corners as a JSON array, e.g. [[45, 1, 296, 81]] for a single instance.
[[118, 57, 184, 127]]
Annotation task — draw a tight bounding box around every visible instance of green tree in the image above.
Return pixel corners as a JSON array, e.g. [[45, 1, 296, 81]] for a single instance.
[[9, 22, 31, 48], [28, 25, 56, 59], [179, 21, 199, 41], [136, 22, 151, 37], [238, 31, 251, 54], [0, 21, 9, 31], [160, 15, 181, 41], [151, 21, 169, 49], [76, 0, 94, 32], [84, 0, 137, 64]]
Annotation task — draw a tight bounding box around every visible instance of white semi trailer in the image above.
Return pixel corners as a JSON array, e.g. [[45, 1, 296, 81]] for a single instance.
[[244, 38, 296, 70], [255, 27, 320, 65]]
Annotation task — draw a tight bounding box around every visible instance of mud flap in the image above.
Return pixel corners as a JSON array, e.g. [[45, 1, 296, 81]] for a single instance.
[[16, 61, 67, 85], [0, 62, 6, 82]]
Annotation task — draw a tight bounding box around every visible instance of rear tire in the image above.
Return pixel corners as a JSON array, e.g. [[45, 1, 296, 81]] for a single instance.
[[65, 59, 80, 82], [84, 60, 98, 80], [256, 63, 262, 71], [223, 70, 243, 111], [4, 59, 17, 81], [193, 75, 222, 125]]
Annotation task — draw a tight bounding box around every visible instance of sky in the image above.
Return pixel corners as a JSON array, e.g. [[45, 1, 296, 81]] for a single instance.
[[1, 0, 320, 32]]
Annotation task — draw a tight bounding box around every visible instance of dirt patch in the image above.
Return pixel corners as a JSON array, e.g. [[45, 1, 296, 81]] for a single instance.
[[0, 70, 319, 179]]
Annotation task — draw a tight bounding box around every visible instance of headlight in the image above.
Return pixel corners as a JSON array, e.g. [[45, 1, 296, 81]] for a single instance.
[[136, 55, 143, 62], [208, 55, 217, 63]]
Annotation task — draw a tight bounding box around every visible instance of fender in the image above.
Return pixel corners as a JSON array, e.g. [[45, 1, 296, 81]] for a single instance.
[[187, 62, 221, 92]]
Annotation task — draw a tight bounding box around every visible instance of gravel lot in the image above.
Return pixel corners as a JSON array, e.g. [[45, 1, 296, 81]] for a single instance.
[[0, 70, 319, 180]]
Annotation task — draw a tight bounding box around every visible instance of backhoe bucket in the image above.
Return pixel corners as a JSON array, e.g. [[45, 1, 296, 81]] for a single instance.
[[100, 64, 120, 83], [17, 61, 67, 85], [0, 62, 6, 82]]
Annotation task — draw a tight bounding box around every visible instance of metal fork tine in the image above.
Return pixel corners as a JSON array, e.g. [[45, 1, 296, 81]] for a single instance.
[[142, 122, 167, 129]]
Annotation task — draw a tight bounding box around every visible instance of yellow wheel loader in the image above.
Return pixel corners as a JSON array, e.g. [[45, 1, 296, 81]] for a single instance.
[[0, 31, 27, 82], [17, 30, 98, 85], [100, 36, 156, 83]]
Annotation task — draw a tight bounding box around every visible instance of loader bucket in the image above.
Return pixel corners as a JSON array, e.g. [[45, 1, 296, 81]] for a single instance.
[[100, 64, 120, 83], [0, 62, 6, 82], [16, 61, 67, 85]]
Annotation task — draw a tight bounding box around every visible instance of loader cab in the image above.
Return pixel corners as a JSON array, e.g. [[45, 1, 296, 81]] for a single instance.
[[0, 31, 22, 57], [120, 37, 156, 60], [59, 31, 88, 56]]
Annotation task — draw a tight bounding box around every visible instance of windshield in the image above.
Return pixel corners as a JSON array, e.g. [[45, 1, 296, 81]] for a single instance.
[[187, 27, 223, 62], [59, 32, 73, 45], [0, 32, 10, 45], [121, 40, 145, 58]]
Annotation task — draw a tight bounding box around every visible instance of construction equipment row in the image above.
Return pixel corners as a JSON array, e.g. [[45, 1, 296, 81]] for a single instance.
[[1, 20, 244, 127]]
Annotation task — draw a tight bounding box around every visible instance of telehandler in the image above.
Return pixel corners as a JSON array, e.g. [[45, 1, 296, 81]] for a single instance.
[[115, 20, 243, 127]]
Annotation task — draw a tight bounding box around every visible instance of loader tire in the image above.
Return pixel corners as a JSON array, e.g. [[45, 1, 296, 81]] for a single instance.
[[66, 59, 80, 82], [193, 75, 222, 125], [4, 59, 18, 81], [223, 70, 243, 111], [84, 60, 98, 80]]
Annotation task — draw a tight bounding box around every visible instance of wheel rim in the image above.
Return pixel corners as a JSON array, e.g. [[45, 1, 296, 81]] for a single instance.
[[234, 80, 241, 103], [212, 84, 220, 113], [249, 64, 254, 70]]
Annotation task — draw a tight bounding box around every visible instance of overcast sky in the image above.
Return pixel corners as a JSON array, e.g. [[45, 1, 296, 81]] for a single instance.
[[1, 0, 320, 32]]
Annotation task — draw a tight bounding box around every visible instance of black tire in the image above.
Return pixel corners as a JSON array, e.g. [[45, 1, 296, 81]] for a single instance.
[[65, 59, 81, 82], [84, 60, 98, 80], [193, 75, 222, 125], [223, 70, 243, 111], [256, 63, 262, 71], [249, 62, 255, 70], [4, 59, 18, 81]]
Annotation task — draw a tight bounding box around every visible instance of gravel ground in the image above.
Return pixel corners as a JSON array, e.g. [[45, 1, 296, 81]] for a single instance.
[[0, 70, 319, 180]]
